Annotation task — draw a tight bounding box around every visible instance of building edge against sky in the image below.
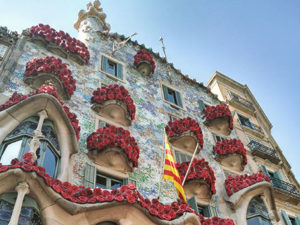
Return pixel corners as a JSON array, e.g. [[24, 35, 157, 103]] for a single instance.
[[0, 1, 299, 225]]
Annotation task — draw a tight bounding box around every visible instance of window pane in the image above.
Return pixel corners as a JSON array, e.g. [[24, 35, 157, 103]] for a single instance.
[[247, 217, 261, 225], [111, 179, 121, 189], [42, 145, 57, 177], [0, 140, 22, 165], [96, 175, 107, 189], [262, 219, 271, 225], [107, 60, 117, 76], [167, 89, 176, 104]]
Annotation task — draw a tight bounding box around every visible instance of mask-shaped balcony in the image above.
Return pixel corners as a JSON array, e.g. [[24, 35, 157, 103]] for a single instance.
[[213, 139, 247, 172], [165, 117, 203, 154], [91, 85, 136, 127], [202, 105, 233, 136], [87, 125, 139, 173], [176, 159, 216, 204]]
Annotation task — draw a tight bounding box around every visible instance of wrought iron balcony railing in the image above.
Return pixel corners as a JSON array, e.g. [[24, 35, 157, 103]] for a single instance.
[[227, 92, 255, 112], [270, 177, 300, 198], [248, 140, 280, 163]]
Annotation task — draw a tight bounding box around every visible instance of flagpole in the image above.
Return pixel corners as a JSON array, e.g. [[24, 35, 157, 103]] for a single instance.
[[158, 132, 166, 199], [182, 142, 199, 186]]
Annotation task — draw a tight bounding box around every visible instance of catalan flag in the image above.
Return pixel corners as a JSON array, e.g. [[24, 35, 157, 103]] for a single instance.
[[163, 135, 187, 202]]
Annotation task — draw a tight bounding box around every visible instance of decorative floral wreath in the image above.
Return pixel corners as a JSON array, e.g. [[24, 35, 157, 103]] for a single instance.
[[87, 125, 139, 168], [165, 117, 204, 149], [28, 24, 90, 63], [91, 84, 136, 120], [0, 153, 235, 223], [25, 56, 76, 97], [0, 153, 198, 221], [0, 85, 80, 140], [176, 158, 216, 195], [202, 104, 233, 130], [199, 215, 235, 225], [213, 139, 247, 168], [225, 172, 270, 196], [133, 49, 156, 73]]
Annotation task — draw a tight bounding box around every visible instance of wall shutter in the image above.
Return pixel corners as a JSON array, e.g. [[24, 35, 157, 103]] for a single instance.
[[295, 216, 300, 225], [116, 63, 123, 80], [208, 205, 218, 217], [98, 121, 106, 129], [281, 210, 293, 225], [198, 100, 206, 113], [83, 162, 96, 188], [261, 165, 270, 177], [187, 196, 198, 213], [162, 85, 169, 101], [274, 171, 283, 180], [123, 178, 137, 186], [175, 91, 183, 107], [101, 56, 108, 72]]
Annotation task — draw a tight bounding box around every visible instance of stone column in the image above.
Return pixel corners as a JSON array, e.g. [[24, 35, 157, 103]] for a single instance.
[[261, 194, 278, 225], [8, 182, 30, 225], [28, 110, 48, 160]]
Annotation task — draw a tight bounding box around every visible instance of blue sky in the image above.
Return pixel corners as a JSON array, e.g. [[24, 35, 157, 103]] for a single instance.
[[0, 1, 299, 181]]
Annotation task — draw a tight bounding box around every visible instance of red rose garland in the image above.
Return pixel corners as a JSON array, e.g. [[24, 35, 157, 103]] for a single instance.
[[165, 117, 204, 149], [0, 153, 199, 221], [213, 139, 247, 167], [28, 24, 90, 63], [87, 125, 139, 168], [202, 105, 233, 130], [225, 173, 270, 196], [0, 85, 80, 140], [25, 56, 76, 97], [133, 49, 156, 73], [91, 84, 136, 120], [199, 214, 235, 225], [176, 159, 216, 195]]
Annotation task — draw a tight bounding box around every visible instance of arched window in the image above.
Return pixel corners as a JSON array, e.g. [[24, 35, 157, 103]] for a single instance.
[[0, 193, 42, 225], [247, 196, 271, 225], [0, 116, 60, 177]]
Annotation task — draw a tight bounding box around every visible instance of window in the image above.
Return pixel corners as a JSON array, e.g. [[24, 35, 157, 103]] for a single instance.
[[213, 134, 226, 143], [281, 211, 300, 225], [197, 205, 212, 217], [247, 196, 271, 225], [238, 114, 252, 128], [187, 196, 217, 217], [162, 84, 183, 108], [168, 114, 179, 122], [289, 217, 297, 225], [0, 43, 9, 65], [96, 173, 123, 189], [0, 193, 42, 225], [83, 162, 137, 189], [0, 117, 60, 177], [174, 150, 192, 163], [101, 55, 123, 80]]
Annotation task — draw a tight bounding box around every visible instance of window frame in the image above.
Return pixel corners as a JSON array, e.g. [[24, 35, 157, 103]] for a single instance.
[[99, 53, 126, 83], [168, 113, 180, 122], [161, 83, 185, 110], [173, 148, 193, 163], [0, 117, 61, 178], [94, 115, 127, 131], [212, 133, 227, 143]]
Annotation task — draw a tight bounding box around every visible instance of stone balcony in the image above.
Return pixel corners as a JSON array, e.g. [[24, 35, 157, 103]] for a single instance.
[[227, 91, 255, 115], [270, 177, 300, 204], [248, 140, 281, 164]]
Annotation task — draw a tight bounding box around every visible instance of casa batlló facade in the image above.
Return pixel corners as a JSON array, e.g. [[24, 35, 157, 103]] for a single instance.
[[0, 1, 299, 225]]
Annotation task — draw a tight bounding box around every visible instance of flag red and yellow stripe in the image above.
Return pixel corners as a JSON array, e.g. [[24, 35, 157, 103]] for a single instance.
[[163, 135, 187, 202]]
